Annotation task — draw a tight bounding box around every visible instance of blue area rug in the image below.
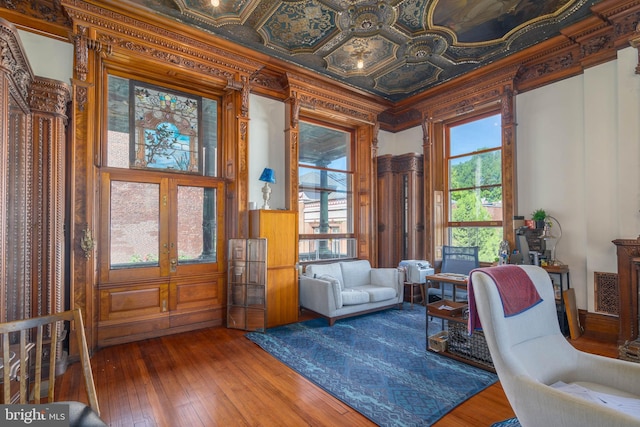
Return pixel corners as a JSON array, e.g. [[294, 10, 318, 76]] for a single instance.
[[246, 303, 497, 426], [492, 418, 521, 427]]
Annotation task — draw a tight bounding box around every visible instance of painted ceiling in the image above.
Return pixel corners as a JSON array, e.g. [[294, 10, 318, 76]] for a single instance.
[[132, 0, 600, 101]]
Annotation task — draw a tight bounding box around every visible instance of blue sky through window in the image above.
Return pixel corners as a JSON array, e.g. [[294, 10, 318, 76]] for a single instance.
[[450, 114, 501, 157]]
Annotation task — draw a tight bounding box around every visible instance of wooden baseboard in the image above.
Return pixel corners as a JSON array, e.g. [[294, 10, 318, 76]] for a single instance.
[[579, 309, 618, 344]]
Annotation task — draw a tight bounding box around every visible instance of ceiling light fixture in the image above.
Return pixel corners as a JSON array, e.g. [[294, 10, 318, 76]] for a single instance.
[[211, 0, 220, 7], [352, 49, 370, 71]]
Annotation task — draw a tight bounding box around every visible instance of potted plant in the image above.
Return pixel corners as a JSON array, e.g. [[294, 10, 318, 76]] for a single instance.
[[532, 209, 547, 229]]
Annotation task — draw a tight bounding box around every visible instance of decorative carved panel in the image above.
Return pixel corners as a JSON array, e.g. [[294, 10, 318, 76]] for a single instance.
[[0, 18, 34, 324], [594, 271, 619, 316], [0, 19, 69, 336]]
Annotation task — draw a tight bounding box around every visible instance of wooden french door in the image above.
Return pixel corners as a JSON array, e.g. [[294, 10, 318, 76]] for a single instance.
[[97, 170, 226, 346]]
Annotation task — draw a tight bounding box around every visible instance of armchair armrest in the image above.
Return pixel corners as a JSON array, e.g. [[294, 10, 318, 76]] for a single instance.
[[513, 374, 640, 427], [370, 268, 405, 302], [299, 276, 340, 316]]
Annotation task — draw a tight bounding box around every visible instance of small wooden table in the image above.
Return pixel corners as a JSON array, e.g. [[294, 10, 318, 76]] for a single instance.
[[404, 282, 424, 308]]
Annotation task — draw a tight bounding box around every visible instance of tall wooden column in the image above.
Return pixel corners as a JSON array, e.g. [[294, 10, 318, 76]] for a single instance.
[[0, 18, 34, 323], [30, 77, 71, 321]]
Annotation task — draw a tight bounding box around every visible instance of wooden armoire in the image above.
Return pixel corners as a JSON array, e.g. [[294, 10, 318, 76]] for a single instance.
[[377, 153, 425, 268]]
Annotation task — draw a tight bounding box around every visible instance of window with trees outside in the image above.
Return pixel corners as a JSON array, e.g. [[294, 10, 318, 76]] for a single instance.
[[298, 121, 356, 262], [446, 112, 503, 263]]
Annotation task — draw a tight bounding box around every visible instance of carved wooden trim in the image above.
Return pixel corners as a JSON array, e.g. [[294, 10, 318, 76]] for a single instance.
[[377, 155, 393, 175], [62, 0, 262, 81], [289, 93, 301, 129], [30, 77, 70, 330], [29, 77, 71, 121], [285, 72, 384, 125], [0, 18, 33, 108], [629, 23, 640, 74], [376, 153, 424, 176], [284, 94, 300, 211], [250, 68, 288, 100], [0, 17, 34, 325], [592, 0, 640, 46], [372, 121, 379, 157], [515, 41, 581, 93], [415, 65, 520, 122], [421, 117, 430, 148], [73, 25, 88, 82]]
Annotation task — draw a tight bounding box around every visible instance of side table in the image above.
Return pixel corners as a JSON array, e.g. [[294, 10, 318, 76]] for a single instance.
[[404, 282, 424, 308]]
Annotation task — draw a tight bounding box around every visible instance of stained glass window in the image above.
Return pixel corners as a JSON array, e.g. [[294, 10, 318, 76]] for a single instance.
[[133, 85, 199, 172], [107, 76, 218, 176]]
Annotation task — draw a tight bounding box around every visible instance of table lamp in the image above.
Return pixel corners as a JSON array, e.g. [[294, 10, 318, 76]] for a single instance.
[[259, 168, 276, 210]]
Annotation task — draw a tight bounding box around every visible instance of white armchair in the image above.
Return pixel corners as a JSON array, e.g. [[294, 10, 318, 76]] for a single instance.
[[470, 265, 640, 427]]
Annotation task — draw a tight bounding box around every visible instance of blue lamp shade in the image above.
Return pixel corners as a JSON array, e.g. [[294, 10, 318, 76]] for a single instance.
[[259, 168, 276, 184]]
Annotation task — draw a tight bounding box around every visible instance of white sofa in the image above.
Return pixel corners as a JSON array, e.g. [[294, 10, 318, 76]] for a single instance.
[[299, 259, 404, 326]]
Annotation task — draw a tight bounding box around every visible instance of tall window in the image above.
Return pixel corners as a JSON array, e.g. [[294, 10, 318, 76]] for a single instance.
[[446, 112, 503, 262], [298, 121, 355, 262]]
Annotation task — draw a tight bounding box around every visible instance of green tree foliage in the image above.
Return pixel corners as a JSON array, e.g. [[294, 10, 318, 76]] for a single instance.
[[450, 150, 503, 262], [450, 151, 501, 203]]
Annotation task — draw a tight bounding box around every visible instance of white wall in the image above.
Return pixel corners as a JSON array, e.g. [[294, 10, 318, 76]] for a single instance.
[[517, 46, 640, 311], [248, 94, 286, 210], [18, 30, 73, 83], [516, 72, 590, 307], [378, 127, 422, 155]]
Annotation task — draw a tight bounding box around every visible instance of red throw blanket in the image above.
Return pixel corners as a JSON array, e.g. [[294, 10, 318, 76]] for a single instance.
[[467, 265, 542, 334]]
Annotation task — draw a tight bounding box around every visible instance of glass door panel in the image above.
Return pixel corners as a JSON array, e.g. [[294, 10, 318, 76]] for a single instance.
[[172, 177, 223, 275], [100, 173, 167, 282], [110, 181, 160, 268], [176, 185, 217, 264], [101, 171, 225, 283]]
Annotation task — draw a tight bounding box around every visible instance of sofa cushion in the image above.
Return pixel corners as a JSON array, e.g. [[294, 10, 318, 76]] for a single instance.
[[316, 274, 343, 309], [341, 289, 370, 305], [340, 260, 372, 288], [306, 263, 344, 289], [353, 285, 397, 302]]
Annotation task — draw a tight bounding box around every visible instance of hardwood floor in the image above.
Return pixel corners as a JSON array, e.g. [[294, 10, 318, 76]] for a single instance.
[[57, 322, 617, 427]]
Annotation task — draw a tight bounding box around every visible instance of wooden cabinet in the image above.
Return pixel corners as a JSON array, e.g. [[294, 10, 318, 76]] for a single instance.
[[613, 238, 640, 345], [249, 210, 299, 327], [377, 153, 425, 268]]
